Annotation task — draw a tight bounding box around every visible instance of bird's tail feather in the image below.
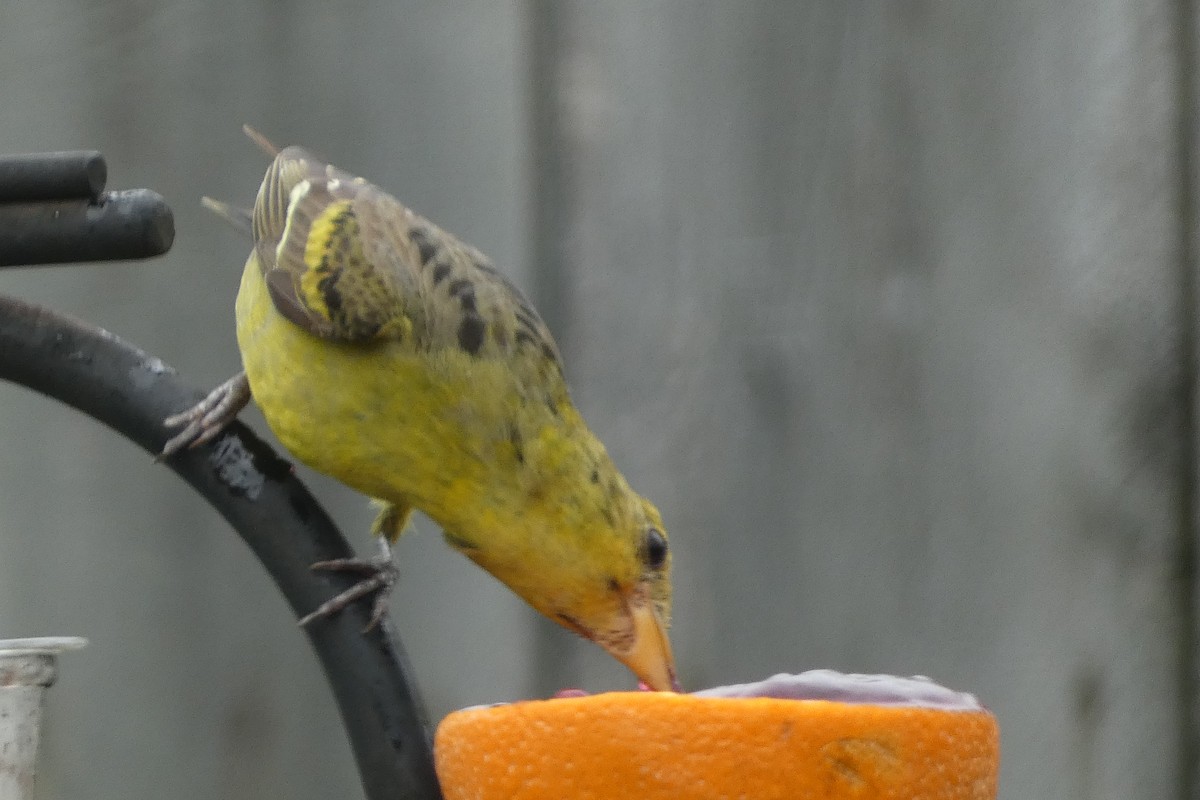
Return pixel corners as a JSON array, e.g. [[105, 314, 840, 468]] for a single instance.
[[201, 196, 253, 236], [242, 124, 281, 158]]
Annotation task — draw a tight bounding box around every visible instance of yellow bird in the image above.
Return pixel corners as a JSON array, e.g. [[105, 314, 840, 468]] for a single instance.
[[162, 128, 678, 691]]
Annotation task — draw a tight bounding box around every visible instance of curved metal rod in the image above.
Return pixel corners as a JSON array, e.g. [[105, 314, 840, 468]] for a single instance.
[[0, 295, 442, 800]]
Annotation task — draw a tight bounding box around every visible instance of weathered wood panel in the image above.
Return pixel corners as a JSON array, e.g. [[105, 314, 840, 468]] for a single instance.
[[0, 3, 532, 800], [530, 3, 1190, 799], [0, 2, 1194, 800]]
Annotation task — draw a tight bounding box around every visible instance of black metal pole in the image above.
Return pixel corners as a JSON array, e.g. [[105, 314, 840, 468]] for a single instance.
[[0, 296, 442, 800], [0, 151, 107, 202], [0, 189, 174, 267]]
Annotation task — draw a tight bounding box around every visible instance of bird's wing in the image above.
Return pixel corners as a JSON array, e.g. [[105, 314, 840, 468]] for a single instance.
[[249, 146, 562, 367]]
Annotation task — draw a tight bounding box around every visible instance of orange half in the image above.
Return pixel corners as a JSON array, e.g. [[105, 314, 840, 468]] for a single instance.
[[435, 678, 999, 800]]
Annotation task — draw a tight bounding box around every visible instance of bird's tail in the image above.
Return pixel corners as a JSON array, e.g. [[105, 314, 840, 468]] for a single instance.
[[200, 125, 282, 237], [201, 196, 253, 236], [242, 124, 281, 157]]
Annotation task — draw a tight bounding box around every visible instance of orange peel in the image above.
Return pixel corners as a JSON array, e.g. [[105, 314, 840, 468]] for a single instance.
[[435, 671, 999, 800]]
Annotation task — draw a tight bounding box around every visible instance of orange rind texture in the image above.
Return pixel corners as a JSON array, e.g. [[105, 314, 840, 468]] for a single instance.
[[435, 691, 999, 800]]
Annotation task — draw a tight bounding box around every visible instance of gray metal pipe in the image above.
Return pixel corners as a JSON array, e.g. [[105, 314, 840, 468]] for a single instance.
[[0, 189, 174, 267], [0, 151, 106, 203], [0, 638, 86, 800]]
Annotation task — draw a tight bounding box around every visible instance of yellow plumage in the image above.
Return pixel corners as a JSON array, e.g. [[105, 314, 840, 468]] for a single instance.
[[167, 132, 677, 690]]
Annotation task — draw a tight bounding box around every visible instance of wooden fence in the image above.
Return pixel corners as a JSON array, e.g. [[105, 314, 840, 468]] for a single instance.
[[0, 2, 1193, 798]]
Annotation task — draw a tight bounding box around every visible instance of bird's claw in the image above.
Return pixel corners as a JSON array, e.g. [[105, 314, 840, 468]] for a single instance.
[[298, 552, 398, 631], [159, 372, 252, 459]]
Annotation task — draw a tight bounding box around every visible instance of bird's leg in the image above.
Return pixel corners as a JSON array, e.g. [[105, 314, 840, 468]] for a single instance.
[[298, 503, 408, 631], [159, 372, 252, 458], [299, 538, 398, 630]]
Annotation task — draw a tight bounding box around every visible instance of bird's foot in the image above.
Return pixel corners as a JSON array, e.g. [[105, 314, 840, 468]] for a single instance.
[[299, 540, 398, 631], [159, 372, 252, 458]]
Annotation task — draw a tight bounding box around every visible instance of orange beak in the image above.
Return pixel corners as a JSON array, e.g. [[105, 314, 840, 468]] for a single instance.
[[606, 601, 680, 692]]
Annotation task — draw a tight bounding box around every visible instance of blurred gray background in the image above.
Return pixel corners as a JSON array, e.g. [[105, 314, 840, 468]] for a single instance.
[[0, 1, 1191, 799]]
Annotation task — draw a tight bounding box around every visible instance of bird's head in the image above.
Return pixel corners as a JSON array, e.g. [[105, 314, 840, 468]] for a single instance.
[[549, 493, 676, 692], [451, 474, 678, 692]]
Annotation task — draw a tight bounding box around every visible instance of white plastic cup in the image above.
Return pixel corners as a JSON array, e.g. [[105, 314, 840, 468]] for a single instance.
[[0, 638, 86, 800]]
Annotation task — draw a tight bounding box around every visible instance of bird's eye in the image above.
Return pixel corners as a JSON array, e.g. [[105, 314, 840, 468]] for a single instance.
[[643, 528, 668, 570]]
